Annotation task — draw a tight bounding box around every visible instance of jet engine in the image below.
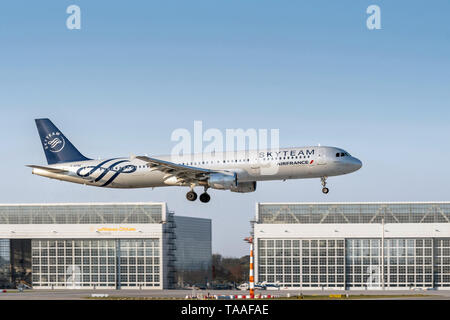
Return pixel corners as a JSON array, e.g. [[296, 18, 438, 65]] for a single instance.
[[207, 173, 256, 193], [207, 172, 237, 190], [230, 181, 257, 193]]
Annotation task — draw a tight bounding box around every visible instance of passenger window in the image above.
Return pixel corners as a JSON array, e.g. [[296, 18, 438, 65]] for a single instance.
[[336, 153, 340, 157]]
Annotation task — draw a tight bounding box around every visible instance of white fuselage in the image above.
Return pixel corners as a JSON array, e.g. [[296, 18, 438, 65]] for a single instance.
[[31, 146, 362, 189]]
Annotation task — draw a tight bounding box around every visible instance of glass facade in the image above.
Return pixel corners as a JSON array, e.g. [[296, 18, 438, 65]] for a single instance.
[[257, 237, 449, 289], [10, 239, 32, 286], [434, 238, 450, 287], [346, 239, 433, 288], [258, 239, 345, 288], [255, 202, 450, 289], [31, 239, 161, 289], [0, 239, 11, 288], [0, 204, 163, 224], [346, 239, 381, 288], [258, 202, 450, 224], [118, 239, 160, 288], [174, 216, 212, 286], [0, 203, 211, 289], [384, 239, 433, 287]]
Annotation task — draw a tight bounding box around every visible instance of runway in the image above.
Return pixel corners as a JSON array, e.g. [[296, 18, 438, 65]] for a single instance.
[[0, 289, 449, 300]]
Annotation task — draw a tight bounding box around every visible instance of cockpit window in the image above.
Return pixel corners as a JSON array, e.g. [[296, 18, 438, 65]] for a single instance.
[[337, 151, 352, 157], [337, 152, 351, 157]]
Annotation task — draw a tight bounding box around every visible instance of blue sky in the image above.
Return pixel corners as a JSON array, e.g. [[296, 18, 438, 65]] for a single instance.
[[1, 1, 449, 256]]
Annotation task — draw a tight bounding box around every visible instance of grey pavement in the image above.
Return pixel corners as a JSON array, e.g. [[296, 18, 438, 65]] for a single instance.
[[0, 289, 449, 300]]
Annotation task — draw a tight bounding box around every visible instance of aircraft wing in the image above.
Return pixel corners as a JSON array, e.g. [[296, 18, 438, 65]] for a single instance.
[[136, 156, 218, 184], [26, 165, 69, 174]]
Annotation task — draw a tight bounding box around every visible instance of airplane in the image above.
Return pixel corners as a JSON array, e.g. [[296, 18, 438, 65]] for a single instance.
[[28, 119, 362, 203]]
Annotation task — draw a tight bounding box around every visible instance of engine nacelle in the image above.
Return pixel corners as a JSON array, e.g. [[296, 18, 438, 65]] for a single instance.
[[208, 172, 237, 190], [230, 181, 257, 193]]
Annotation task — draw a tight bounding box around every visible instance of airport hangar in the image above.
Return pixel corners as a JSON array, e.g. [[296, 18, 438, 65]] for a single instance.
[[1, 201, 449, 291], [0, 203, 211, 289], [253, 202, 450, 290]]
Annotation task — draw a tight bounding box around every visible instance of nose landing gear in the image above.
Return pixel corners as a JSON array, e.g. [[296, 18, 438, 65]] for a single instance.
[[321, 176, 329, 194]]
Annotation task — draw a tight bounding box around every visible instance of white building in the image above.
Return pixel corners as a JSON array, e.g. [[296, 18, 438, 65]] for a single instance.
[[253, 202, 450, 290], [0, 203, 211, 289]]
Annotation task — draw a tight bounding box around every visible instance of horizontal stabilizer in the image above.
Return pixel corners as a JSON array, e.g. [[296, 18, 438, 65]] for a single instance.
[[26, 165, 69, 174]]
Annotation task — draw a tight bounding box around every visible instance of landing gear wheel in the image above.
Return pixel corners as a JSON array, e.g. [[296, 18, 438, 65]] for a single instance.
[[199, 193, 211, 203], [320, 176, 329, 194], [186, 191, 198, 201]]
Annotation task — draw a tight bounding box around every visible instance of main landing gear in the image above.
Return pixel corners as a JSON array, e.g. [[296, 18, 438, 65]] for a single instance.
[[186, 190, 198, 201], [321, 176, 329, 194], [186, 187, 210, 203], [199, 192, 210, 203]]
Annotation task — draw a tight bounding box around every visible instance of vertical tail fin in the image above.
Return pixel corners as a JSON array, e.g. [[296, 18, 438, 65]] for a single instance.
[[35, 118, 91, 164]]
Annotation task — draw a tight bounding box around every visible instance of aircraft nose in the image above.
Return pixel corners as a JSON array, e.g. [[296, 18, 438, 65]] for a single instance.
[[352, 157, 362, 171]]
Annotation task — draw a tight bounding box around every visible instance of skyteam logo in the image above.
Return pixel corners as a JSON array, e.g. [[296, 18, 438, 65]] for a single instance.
[[76, 158, 137, 187], [43, 132, 65, 153]]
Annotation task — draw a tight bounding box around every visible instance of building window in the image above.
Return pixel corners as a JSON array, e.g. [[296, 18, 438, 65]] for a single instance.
[[31, 239, 161, 289], [257, 239, 345, 288]]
